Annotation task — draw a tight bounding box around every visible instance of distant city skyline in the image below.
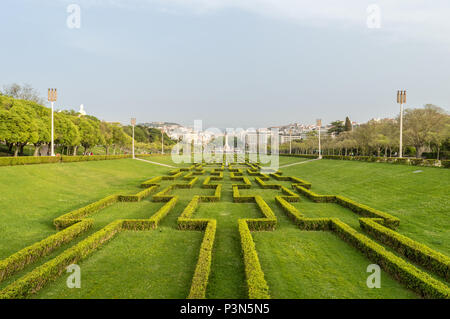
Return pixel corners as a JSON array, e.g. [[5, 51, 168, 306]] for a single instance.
[[1, 0, 449, 128]]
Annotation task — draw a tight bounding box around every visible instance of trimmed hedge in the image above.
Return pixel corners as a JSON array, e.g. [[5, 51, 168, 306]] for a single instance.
[[360, 218, 450, 280], [331, 219, 450, 299], [54, 194, 119, 230], [232, 186, 255, 203], [0, 156, 60, 166], [187, 220, 217, 299], [335, 195, 400, 229], [0, 220, 92, 283], [292, 185, 400, 228], [118, 186, 158, 202], [275, 196, 332, 231], [280, 154, 318, 159], [321, 155, 444, 168], [275, 195, 450, 298], [231, 176, 252, 189], [200, 185, 222, 202], [289, 176, 312, 189], [61, 155, 131, 162], [0, 219, 124, 299], [238, 219, 270, 299], [141, 176, 163, 188], [292, 185, 336, 203]]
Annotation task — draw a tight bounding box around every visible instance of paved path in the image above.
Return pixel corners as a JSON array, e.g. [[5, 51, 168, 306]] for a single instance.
[[134, 157, 176, 168], [279, 158, 321, 168]]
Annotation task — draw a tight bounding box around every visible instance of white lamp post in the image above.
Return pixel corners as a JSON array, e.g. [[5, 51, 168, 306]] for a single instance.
[[131, 118, 136, 158], [48, 88, 57, 156], [317, 119, 322, 159], [397, 90, 406, 158], [289, 128, 292, 155], [161, 128, 164, 154]]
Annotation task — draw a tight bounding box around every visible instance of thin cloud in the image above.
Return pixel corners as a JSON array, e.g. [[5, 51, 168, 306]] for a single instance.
[[56, 0, 450, 47]]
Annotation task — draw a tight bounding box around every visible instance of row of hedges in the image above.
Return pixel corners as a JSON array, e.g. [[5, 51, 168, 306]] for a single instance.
[[54, 194, 119, 230], [187, 220, 216, 299], [268, 172, 312, 189], [0, 219, 124, 299], [331, 219, 450, 299], [200, 184, 222, 202], [0, 154, 133, 166], [292, 185, 400, 228], [1, 193, 181, 299], [292, 185, 335, 203], [141, 176, 163, 188], [275, 196, 332, 231], [61, 155, 131, 162], [0, 156, 60, 166], [275, 195, 450, 298], [232, 187, 277, 230], [176, 194, 217, 298], [238, 219, 271, 299], [0, 220, 92, 283], [335, 195, 400, 229], [280, 154, 318, 159], [322, 155, 444, 167], [281, 153, 448, 168], [118, 185, 159, 202], [122, 195, 179, 231], [233, 186, 255, 203], [360, 218, 450, 281]]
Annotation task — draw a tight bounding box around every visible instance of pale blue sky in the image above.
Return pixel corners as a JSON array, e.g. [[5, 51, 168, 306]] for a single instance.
[[1, 0, 449, 128]]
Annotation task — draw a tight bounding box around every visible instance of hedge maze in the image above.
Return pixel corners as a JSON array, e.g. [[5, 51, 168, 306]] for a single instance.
[[0, 161, 449, 299]]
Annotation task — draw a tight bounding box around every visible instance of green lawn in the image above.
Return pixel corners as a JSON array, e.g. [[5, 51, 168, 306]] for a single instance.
[[281, 159, 450, 255], [0, 156, 448, 299], [0, 158, 170, 258]]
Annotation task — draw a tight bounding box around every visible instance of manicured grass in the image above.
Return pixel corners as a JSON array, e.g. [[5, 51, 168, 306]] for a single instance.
[[0, 158, 171, 258], [282, 159, 450, 255], [254, 229, 417, 299], [0, 157, 448, 299], [34, 229, 203, 299]]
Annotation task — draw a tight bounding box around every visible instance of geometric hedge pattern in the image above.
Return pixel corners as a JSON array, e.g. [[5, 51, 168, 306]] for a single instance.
[[0, 161, 449, 299]]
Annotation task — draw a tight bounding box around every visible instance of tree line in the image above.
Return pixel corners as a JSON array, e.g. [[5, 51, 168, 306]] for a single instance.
[[0, 84, 175, 157], [280, 105, 450, 159]]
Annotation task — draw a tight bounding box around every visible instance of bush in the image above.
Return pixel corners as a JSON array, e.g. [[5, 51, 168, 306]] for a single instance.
[[187, 220, 216, 299], [0, 220, 123, 299], [0, 156, 60, 166], [332, 219, 450, 299], [54, 194, 119, 230], [360, 218, 450, 280], [118, 186, 158, 202], [238, 219, 270, 299], [0, 220, 92, 283], [442, 160, 450, 168], [335, 196, 400, 229], [293, 185, 335, 203]]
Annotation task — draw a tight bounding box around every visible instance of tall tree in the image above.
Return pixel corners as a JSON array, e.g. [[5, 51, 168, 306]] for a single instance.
[[404, 105, 448, 158], [328, 120, 345, 136], [344, 116, 352, 132]]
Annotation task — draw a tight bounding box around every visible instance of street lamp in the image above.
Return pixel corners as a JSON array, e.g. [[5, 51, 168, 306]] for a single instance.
[[289, 128, 292, 155], [161, 127, 164, 154], [397, 90, 406, 158], [47, 88, 57, 156], [131, 118, 136, 159], [316, 119, 322, 159]]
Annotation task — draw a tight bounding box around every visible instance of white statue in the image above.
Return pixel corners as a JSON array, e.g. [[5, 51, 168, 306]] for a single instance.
[[79, 104, 86, 116]]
